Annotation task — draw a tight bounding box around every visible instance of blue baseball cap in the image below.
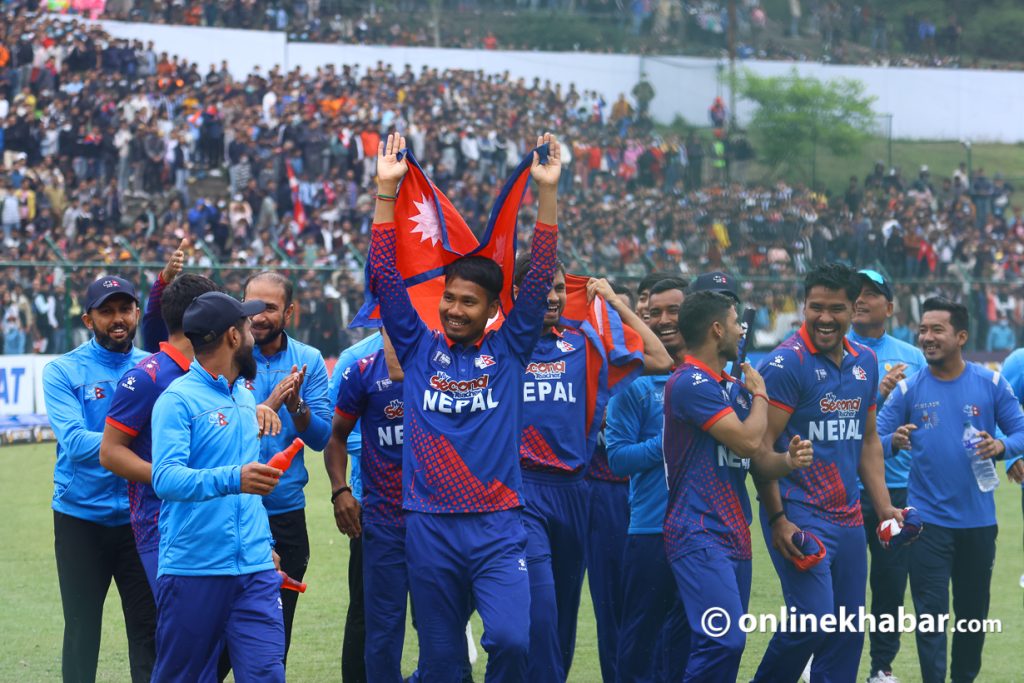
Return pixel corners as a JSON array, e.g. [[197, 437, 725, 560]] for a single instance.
[[85, 275, 139, 311], [184, 292, 266, 344], [857, 269, 893, 301]]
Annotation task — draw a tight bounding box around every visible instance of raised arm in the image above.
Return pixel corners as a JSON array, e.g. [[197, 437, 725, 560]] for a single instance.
[[588, 277, 671, 375], [141, 238, 187, 352]]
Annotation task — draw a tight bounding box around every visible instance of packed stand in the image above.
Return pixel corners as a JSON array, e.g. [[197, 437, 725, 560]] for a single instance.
[[1, 10, 1021, 359]]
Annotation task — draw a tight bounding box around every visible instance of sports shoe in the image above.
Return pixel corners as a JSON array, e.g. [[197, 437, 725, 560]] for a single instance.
[[867, 671, 900, 683]]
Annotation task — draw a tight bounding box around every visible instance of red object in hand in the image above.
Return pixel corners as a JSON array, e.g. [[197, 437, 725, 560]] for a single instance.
[[790, 531, 827, 572], [267, 438, 304, 473], [279, 571, 306, 593]]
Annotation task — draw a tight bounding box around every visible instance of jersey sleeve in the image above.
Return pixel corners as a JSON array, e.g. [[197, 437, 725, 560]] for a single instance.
[[105, 367, 159, 438], [334, 357, 369, 421], [42, 361, 102, 463], [670, 369, 734, 430], [368, 223, 427, 366], [758, 349, 802, 413], [993, 373, 1024, 458], [141, 275, 168, 353], [298, 350, 332, 451], [500, 223, 558, 365], [876, 378, 910, 457]]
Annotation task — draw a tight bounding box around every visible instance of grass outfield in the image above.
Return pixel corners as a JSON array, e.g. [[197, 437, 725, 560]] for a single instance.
[[3, 442, 1022, 682]]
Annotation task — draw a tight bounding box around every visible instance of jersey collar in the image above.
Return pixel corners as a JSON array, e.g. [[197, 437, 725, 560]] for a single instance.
[[159, 341, 192, 372], [847, 329, 885, 349], [799, 324, 859, 357], [683, 355, 736, 383]]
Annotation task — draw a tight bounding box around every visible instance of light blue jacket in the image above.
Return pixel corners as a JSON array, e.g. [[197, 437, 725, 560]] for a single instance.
[[606, 375, 668, 534], [847, 329, 926, 488], [45, 339, 148, 525], [252, 333, 332, 515], [151, 363, 274, 577]]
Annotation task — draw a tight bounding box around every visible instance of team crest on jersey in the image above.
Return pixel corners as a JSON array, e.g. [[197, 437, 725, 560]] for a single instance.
[[963, 404, 981, 417], [208, 412, 229, 426], [144, 358, 159, 380], [852, 366, 868, 381], [120, 376, 137, 392], [432, 350, 452, 368], [383, 399, 404, 420], [244, 379, 255, 391], [769, 355, 785, 369], [85, 384, 107, 401], [819, 393, 861, 418], [556, 339, 575, 353], [474, 354, 496, 369], [815, 368, 828, 382], [525, 360, 565, 380], [375, 378, 393, 391]]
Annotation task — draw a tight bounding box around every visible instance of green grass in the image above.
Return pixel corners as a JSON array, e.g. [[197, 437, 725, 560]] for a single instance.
[[3, 444, 1022, 682]]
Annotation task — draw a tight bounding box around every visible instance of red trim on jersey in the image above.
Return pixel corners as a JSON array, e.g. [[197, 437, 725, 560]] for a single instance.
[[159, 342, 191, 372], [799, 324, 859, 357], [768, 399, 794, 414], [683, 355, 725, 381], [334, 407, 358, 421], [106, 416, 140, 437], [702, 406, 734, 430]]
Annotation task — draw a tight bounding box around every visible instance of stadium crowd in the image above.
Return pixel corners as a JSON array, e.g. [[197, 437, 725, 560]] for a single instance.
[[2, 8, 1024, 360]]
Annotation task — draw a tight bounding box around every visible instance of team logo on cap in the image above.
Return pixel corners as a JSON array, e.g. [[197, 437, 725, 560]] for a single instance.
[[102, 279, 121, 288], [713, 274, 727, 284]]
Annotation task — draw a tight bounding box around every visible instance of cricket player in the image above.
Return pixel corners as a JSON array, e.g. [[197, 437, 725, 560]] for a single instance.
[[44, 274, 155, 682], [150, 291, 285, 682], [367, 132, 559, 681], [752, 263, 902, 682]]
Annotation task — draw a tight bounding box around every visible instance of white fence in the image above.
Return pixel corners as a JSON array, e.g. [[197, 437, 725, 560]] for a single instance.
[[97, 20, 1024, 141]]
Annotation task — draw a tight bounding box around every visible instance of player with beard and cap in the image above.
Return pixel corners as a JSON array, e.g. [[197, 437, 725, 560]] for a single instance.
[[606, 277, 690, 683], [513, 260, 670, 683], [43, 274, 157, 683], [751, 263, 902, 683], [150, 291, 287, 682], [242, 271, 333, 665]]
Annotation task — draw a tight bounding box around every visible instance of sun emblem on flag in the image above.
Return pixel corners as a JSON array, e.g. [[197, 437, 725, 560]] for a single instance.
[[409, 193, 441, 246]]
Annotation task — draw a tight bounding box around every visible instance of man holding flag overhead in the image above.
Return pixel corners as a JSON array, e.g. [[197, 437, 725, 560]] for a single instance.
[[513, 265, 670, 682], [366, 132, 561, 682]]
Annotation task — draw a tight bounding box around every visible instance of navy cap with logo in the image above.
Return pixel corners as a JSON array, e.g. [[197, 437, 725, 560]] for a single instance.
[[86, 275, 139, 311], [184, 292, 267, 344], [688, 271, 740, 302], [857, 269, 893, 301]]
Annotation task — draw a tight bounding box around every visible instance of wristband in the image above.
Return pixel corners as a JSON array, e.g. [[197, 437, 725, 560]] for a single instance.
[[376, 192, 397, 201], [753, 393, 768, 403], [768, 511, 786, 527], [331, 486, 352, 504]]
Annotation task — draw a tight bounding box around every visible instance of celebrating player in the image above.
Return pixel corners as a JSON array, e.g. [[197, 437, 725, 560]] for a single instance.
[[877, 298, 1024, 683], [752, 263, 901, 682], [514, 262, 669, 682], [367, 132, 559, 681], [149, 292, 285, 682], [43, 275, 156, 682]]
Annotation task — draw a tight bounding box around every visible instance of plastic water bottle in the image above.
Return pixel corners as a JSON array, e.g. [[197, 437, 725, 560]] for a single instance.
[[962, 422, 999, 492]]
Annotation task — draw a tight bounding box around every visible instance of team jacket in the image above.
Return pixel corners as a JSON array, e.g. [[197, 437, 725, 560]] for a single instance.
[[150, 363, 275, 577], [105, 342, 191, 552], [368, 221, 558, 514], [335, 351, 405, 527], [847, 329, 926, 488], [606, 374, 670, 534], [45, 338, 148, 525], [758, 325, 878, 527], [251, 333, 332, 516], [662, 358, 754, 561], [877, 362, 1024, 528]]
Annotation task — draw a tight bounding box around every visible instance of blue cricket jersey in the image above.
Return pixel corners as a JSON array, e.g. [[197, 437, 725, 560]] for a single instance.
[[105, 342, 191, 552], [758, 326, 878, 527], [329, 332, 385, 502], [586, 430, 628, 483], [606, 374, 669, 534], [877, 362, 1024, 528], [368, 221, 558, 514], [45, 338, 149, 526], [520, 325, 642, 475], [151, 363, 274, 577], [662, 357, 753, 561], [847, 329, 927, 488], [251, 333, 332, 516], [335, 352, 405, 527]]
